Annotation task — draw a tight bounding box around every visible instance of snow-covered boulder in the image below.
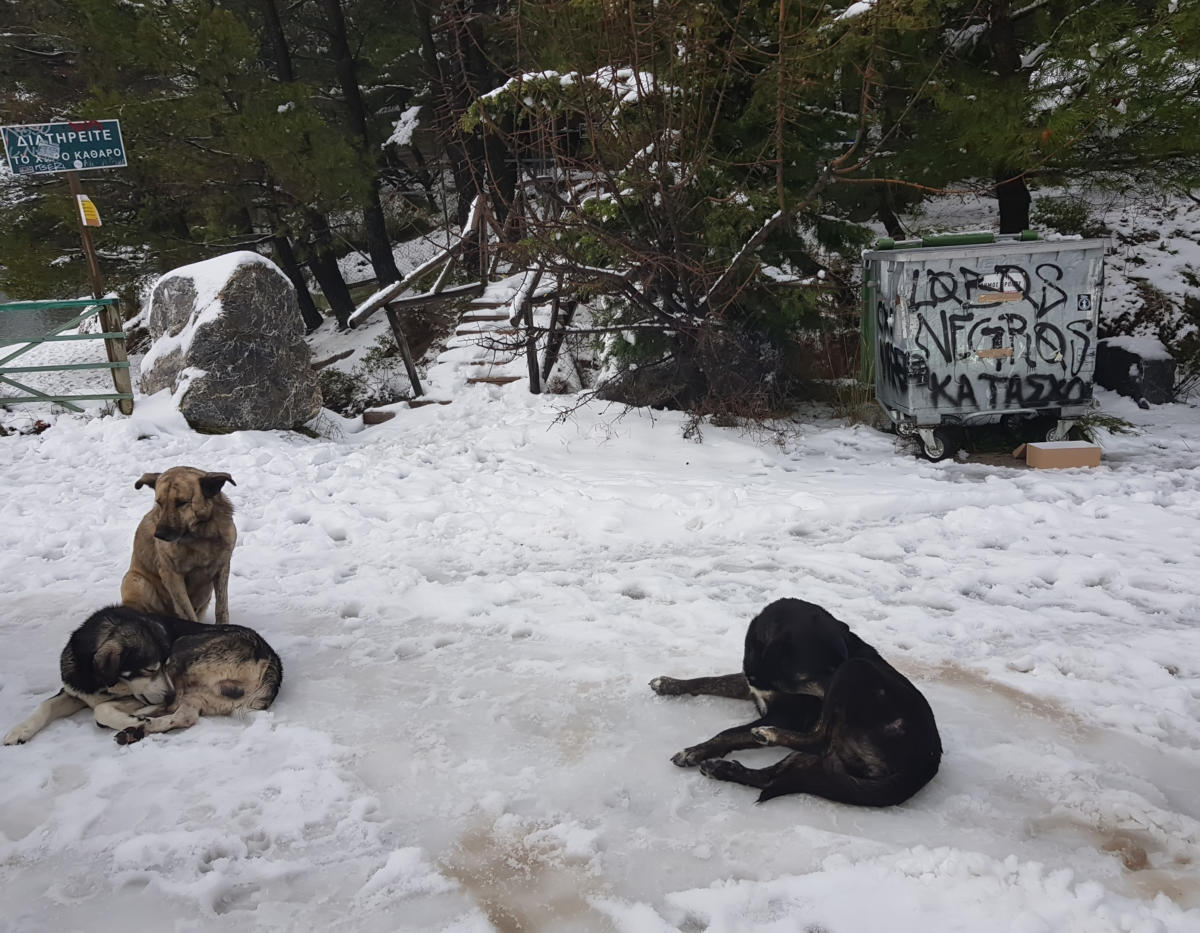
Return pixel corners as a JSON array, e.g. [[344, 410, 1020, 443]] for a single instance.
[[140, 252, 322, 432]]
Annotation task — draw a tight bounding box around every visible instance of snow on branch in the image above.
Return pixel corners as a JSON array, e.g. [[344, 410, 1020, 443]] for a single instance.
[[701, 209, 783, 311], [383, 105, 421, 149]]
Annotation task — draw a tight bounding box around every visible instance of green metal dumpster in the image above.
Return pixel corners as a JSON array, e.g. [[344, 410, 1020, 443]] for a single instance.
[[861, 232, 1107, 460]]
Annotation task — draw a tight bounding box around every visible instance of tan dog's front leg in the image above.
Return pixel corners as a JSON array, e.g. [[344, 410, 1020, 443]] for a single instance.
[[212, 558, 231, 625], [161, 569, 199, 622]]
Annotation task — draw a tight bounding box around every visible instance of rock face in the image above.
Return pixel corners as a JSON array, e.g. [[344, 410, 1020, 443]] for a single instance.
[[140, 252, 322, 431], [1095, 336, 1175, 406]]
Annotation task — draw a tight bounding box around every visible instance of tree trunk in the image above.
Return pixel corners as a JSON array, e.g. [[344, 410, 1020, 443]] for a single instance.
[[989, 1, 1031, 233], [272, 235, 323, 331], [995, 173, 1031, 234], [412, 0, 515, 237], [255, 0, 338, 328], [302, 212, 355, 328], [258, 0, 295, 82], [876, 184, 904, 238], [320, 0, 401, 285]]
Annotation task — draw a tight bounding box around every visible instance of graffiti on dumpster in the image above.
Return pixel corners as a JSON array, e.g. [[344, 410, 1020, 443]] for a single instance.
[[876, 260, 1096, 412]]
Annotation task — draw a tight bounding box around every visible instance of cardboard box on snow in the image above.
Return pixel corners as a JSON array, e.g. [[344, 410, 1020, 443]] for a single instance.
[[1012, 441, 1102, 469]]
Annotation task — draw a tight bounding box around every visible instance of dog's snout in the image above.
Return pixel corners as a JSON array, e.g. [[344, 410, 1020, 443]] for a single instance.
[[163, 688, 177, 707], [154, 526, 184, 542]]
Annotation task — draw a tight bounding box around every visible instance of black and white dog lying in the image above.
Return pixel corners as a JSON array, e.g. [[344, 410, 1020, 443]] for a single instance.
[[4, 605, 282, 747], [651, 598, 941, 806]]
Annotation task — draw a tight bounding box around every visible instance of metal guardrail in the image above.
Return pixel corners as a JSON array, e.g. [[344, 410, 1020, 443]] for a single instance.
[[0, 297, 134, 413]]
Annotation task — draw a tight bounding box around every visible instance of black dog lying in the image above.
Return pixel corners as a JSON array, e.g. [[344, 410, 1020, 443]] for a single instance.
[[651, 598, 941, 806]]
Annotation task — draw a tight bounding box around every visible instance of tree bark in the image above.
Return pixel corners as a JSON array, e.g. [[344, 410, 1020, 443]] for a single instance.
[[272, 234, 324, 331], [995, 173, 1031, 234], [989, 0, 1031, 233], [258, 0, 295, 82], [303, 212, 355, 328], [412, 0, 515, 235], [320, 0, 401, 284], [255, 0, 351, 326], [876, 183, 903, 238]]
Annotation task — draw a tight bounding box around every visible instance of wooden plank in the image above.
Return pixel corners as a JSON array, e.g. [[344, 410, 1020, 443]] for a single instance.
[[378, 281, 485, 313], [0, 295, 133, 414], [0, 298, 118, 312], [385, 308, 424, 398], [465, 300, 508, 310], [0, 333, 126, 346], [466, 375, 521, 385], [0, 305, 104, 367], [96, 301, 134, 414], [348, 195, 482, 329], [0, 393, 133, 403], [455, 327, 519, 337], [0, 361, 129, 373], [0, 373, 84, 411]]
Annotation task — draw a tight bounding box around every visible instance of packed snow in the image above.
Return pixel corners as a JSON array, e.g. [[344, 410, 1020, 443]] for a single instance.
[[1, 375, 1199, 931]]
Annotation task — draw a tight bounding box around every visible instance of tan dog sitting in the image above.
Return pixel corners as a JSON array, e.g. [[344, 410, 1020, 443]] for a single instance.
[[120, 467, 237, 624]]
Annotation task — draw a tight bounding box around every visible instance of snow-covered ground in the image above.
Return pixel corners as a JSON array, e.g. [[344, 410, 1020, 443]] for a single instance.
[[2, 184, 1199, 931], [1, 378, 1199, 932]]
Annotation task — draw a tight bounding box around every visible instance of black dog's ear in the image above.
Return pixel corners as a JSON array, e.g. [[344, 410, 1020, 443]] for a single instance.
[[94, 642, 122, 686], [134, 472, 161, 490], [835, 635, 850, 661], [200, 472, 235, 498]]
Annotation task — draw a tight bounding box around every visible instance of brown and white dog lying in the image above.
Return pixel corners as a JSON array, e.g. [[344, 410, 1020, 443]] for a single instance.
[[3, 605, 281, 746], [120, 466, 237, 624]]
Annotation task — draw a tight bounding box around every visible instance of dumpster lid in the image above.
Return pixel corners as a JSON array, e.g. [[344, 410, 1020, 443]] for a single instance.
[[864, 235, 1107, 262]]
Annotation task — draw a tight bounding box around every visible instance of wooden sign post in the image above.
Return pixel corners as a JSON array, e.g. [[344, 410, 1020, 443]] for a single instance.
[[1, 119, 133, 413]]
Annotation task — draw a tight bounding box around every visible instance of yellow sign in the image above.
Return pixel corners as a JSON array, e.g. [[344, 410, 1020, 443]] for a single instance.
[[76, 193, 101, 227]]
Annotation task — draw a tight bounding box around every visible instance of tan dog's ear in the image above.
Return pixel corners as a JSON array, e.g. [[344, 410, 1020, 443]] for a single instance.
[[134, 473, 161, 490], [200, 472, 236, 498], [95, 642, 122, 686]]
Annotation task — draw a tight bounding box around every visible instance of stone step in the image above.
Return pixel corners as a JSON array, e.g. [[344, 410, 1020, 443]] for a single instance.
[[460, 313, 509, 322], [467, 375, 522, 386], [468, 300, 509, 310], [455, 327, 519, 337]]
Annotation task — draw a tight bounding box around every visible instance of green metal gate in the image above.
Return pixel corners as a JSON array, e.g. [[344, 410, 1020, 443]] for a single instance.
[[0, 298, 134, 414]]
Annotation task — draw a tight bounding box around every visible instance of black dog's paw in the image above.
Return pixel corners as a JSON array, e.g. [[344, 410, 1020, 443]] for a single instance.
[[751, 726, 781, 745], [650, 676, 683, 695], [115, 725, 146, 746], [699, 758, 744, 780], [671, 747, 710, 768]]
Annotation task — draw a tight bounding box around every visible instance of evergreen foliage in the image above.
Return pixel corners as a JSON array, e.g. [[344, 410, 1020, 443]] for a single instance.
[[1, 0, 1196, 411]]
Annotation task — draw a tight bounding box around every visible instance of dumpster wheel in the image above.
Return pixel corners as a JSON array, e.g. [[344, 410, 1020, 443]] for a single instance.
[[917, 427, 957, 462], [1046, 419, 1073, 442]]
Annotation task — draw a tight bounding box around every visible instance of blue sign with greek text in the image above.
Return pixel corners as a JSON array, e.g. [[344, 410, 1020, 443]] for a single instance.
[[1, 120, 127, 175]]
